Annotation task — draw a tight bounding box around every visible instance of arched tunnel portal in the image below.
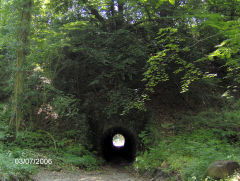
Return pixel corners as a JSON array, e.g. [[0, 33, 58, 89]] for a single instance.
[[87, 110, 149, 164], [100, 126, 137, 163]]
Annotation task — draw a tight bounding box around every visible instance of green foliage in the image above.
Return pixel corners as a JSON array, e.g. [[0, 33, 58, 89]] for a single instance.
[[58, 144, 103, 170], [135, 100, 240, 180], [104, 88, 146, 118], [143, 26, 220, 94], [0, 103, 11, 123], [209, 28, 240, 84], [135, 128, 240, 180], [0, 53, 13, 101], [177, 108, 240, 143], [143, 27, 189, 92], [0, 138, 37, 180], [0, 151, 36, 181], [51, 93, 79, 120], [0, 0, 240, 179], [60, 153, 101, 171], [13, 131, 56, 149]]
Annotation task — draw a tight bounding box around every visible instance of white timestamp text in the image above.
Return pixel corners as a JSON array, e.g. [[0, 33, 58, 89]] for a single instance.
[[15, 158, 52, 165]]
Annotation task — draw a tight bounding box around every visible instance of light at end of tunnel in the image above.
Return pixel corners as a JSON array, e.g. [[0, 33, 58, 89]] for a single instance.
[[112, 134, 125, 148]]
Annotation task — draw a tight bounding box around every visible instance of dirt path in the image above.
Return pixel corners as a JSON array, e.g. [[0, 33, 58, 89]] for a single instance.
[[32, 165, 149, 181]]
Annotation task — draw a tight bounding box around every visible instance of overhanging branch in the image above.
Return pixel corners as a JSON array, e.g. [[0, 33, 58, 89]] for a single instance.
[[82, 0, 106, 25]]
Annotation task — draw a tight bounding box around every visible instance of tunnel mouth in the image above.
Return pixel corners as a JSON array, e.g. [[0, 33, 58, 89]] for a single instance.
[[101, 126, 137, 163]]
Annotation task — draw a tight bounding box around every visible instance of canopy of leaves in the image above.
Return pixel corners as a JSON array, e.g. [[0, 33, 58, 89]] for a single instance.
[[0, 0, 239, 144]]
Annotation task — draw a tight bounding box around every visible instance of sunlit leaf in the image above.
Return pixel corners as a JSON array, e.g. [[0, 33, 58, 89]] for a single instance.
[[169, 0, 175, 5]]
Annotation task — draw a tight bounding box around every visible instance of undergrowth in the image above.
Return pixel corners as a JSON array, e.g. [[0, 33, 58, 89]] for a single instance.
[[0, 103, 103, 180], [135, 129, 240, 180], [135, 101, 240, 181]]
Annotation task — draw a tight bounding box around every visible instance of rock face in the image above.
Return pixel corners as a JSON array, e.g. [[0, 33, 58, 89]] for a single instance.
[[206, 160, 240, 179]]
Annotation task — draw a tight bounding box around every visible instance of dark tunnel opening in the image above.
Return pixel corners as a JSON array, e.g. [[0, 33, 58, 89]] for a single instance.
[[101, 127, 137, 163]]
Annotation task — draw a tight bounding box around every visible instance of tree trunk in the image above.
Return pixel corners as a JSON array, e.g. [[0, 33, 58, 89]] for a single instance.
[[116, 0, 124, 28], [9, 0, 32, 134]]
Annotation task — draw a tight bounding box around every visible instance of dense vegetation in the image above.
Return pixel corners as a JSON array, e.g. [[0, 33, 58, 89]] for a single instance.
[[0, 0, 239, 180]]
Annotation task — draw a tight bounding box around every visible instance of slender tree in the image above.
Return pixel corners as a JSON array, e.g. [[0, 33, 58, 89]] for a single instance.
[[9, 0, 33, 134]]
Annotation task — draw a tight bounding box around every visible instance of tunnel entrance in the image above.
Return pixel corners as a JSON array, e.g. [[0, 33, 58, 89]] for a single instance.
[[101, 127, 137, 163]]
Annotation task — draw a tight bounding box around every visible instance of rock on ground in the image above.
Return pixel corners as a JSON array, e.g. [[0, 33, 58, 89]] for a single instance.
[[206, 160, 240, 179]]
